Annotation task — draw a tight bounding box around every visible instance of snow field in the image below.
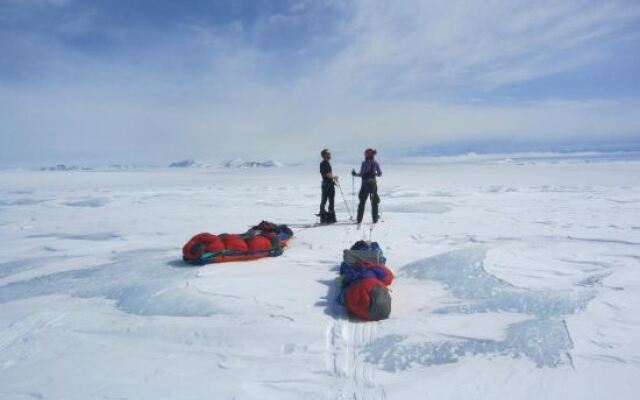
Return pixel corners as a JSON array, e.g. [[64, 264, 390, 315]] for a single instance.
[[0, 160, 639, 399]]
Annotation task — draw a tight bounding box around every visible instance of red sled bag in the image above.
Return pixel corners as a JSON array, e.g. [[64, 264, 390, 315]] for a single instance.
[[182, 233, 224, 262], [181, 221, 294, 265], [344, 278, 392, 321]]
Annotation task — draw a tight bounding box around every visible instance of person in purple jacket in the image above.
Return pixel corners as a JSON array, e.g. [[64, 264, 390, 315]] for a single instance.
[[351, 148, 382, 225]]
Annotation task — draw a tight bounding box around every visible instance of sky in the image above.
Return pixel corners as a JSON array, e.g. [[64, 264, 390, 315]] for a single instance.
[[0, 0, 639, 166]]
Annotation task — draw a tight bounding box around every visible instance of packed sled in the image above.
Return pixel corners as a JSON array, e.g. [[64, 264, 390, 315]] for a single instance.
[[337, 241, 394, 321], [182, 221, 293, 265]]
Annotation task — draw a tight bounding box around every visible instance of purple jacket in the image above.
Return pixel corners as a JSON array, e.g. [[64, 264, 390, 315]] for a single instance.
[[359, 159, 382, 179]]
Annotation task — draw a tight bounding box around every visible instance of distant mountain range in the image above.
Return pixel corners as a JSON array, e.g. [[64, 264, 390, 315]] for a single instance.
[[169, 158, 283, 169], [220, 158, 283, 168], [168, 159, 210, 168], [40, 164, 136, 171], [36, 158, 285, 171]]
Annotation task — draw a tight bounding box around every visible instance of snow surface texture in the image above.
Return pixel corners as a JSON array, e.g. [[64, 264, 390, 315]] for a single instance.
[[366, 247, 594, 370], [1, 158, 639, 399]]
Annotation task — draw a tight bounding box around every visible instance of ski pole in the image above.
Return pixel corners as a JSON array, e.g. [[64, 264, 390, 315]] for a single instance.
[[336, 181, 353, 220]]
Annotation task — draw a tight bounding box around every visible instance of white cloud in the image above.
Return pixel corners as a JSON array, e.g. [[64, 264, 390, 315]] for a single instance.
[[2, 79, 638, 166], [317, 0, 640, 94], [1, 0, 639, 165]]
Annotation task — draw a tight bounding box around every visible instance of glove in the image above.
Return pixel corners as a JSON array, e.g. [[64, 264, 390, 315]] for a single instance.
[[351, 169, 357, 177]]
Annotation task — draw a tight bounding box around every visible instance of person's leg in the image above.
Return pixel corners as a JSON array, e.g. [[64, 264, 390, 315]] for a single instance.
[[320, 184, 329, 222], [357, 184, 368, 223], [327, 184, 336, 223], [328, 185, 335, 213], [370, 181, 380, 223]]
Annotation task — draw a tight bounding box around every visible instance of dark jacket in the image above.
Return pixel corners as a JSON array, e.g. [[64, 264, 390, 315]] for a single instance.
[[320, 160, 333, 184]]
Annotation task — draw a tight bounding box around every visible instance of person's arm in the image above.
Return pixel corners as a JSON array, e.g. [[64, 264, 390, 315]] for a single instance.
[[376, 162, 382, 177]]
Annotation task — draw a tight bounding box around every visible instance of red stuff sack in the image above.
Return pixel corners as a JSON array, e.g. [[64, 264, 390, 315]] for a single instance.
[[222, 234, 249, 252], [182, 233, 224, 262], [247, 235, 272, 252], [344, 278, 392, 321]]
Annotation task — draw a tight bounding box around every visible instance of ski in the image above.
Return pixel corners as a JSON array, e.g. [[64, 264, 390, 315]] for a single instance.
[[290, 221, 357, 229], [289, 219, 384, 230]]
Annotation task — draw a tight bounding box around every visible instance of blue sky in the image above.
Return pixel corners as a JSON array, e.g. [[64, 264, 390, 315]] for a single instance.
[[1, 0, 639, 165]]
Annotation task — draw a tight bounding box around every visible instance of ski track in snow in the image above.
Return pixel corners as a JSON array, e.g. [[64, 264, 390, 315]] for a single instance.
[[311, 222, 387, 400], [326, 319, 386, 400]]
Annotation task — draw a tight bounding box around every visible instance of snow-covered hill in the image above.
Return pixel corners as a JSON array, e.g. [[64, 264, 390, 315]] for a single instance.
[[221, 158, 283, 168], [40, 163, 142, 171], [167, 158, 283, 169], [40, 164, 92, 171], [1, 159, 639, 399]]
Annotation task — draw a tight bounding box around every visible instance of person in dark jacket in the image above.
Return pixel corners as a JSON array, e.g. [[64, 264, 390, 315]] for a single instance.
[[319, 148, 338, 223], [351, 148, 382, 225]]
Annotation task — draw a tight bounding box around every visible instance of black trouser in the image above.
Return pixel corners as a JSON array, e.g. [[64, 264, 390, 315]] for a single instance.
[[357, 178, 380, 223], [320, 181, 335, 216]]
